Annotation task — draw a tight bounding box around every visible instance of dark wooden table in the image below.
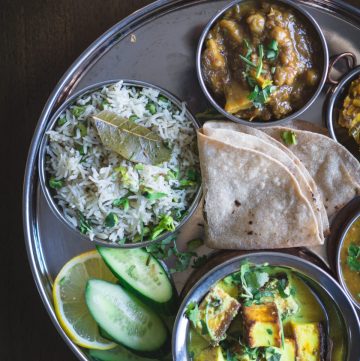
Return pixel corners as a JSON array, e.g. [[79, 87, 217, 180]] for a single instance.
[[1, 0, 358, 360]]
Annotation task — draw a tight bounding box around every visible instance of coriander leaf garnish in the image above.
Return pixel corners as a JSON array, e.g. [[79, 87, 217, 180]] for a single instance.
[[240, 54, 257, 68], [185, 301, 199, 324], [347, 243, 360, 271], [57, 116, 67, 126], [192, 255, 208, 269], [71, 105, 86, 118], [150, 215, 175, 240], [49, 177, 63, 189], [105, 212, 118, 228], [243, 39, 252, 59], [77, 211, 92, 234], [281, 130, 298, 145], [256, 44, 264, 78], [112, 196, 130, 211], [142, 187, 167, 200]]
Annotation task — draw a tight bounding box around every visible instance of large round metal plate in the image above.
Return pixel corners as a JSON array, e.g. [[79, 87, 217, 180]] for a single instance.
[[23, 1, 360, 360]]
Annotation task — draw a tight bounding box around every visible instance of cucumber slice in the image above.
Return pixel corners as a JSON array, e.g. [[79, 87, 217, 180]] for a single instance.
[[89, 345, 160, 361], [97, 247, 177, 314], [85, 280, 169, 357]]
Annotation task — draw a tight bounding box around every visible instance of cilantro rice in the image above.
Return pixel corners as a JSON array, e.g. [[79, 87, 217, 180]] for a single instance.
[[45, 81, 200, 243]]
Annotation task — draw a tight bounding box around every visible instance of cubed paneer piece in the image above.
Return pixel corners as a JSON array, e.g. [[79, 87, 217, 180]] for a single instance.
[[194, 346, 225, 361], [215, 278, 239, 299], [273, 292, 299, 318], [242, 302, 282, 348], [263, 339, 295, 361], [281, 338, 296, 361], [290, 322, 324, 361], [196, 286, 240, 344]]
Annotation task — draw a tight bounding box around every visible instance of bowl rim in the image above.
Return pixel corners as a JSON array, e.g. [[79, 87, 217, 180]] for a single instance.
[[196, 0, 329, 127], [172, 251, 360, 361], [37, 78, 202, 248], [336, 209, 360, 311], [326, 65, 360, 143]]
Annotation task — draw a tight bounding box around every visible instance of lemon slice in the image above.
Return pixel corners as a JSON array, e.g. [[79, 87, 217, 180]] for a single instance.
[[53, 250, 117, 350]]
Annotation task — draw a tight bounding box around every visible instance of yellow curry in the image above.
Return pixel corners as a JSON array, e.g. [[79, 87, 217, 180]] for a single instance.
[[339, 216, 360, 305], [338, 76, 360, 146]]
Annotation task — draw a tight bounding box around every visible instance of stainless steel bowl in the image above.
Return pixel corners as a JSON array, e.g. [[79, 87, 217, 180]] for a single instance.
[[196, 0, 329, 127], [336, 210, 360, 312], [172, 252, 360, 361], [326, 64, 360, 160], [38, 79, 202, 248]]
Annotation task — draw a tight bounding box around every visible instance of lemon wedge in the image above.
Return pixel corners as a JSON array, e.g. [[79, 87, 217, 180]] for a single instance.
[[53, 250, 117, 350]]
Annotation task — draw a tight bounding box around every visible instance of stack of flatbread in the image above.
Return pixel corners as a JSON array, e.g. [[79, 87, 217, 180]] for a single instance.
[[198, 121, 360, 250]]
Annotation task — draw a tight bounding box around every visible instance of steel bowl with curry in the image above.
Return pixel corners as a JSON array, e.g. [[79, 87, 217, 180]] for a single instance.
[[200, 1, 324, 122]]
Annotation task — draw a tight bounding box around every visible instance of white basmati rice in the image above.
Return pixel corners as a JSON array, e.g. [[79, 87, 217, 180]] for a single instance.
[[45, 81, 200, 243]]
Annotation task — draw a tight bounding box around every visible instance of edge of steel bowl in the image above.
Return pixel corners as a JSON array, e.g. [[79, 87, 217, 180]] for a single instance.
[[196, 0, 329, 127], [326, 64, 360, 147], [37, 78, 202, 249], [336, 210, 360, 311], [172, 252, 360, 361]]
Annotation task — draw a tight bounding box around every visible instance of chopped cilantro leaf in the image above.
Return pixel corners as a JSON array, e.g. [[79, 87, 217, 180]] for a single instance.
[[105, 212, 118, 228], [281, 130, 297, 145], [347, 243, 360, 271], [49, 177, 63, 189], [77, 211, 92, 234], [185, 301, 199, 324]]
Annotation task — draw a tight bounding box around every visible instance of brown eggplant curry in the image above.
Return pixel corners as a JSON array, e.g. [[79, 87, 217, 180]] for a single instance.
[[201, 1, 322, 121]]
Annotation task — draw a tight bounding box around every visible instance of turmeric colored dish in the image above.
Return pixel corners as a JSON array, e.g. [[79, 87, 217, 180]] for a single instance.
[[338, 76, 360, 146], [201, 1, 322, 121], [339, 216, 360, 306], [186, 263, 327, 361]]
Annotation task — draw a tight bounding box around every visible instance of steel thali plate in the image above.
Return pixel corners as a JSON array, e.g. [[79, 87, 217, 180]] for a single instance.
[[23, 1, 360, 360]]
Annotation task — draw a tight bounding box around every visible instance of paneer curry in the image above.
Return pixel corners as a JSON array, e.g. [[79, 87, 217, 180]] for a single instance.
[[201, 1, 322, 121], [186, 263, 326, 361]]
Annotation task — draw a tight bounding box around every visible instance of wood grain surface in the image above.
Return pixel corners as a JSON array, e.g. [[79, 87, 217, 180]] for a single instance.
[[0, 0, 358, 360]]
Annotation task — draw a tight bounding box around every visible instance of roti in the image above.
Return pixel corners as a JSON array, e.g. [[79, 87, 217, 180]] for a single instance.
[[198, 130, 323, 250], [263, 126, 360, 217], [203, 121, 329, 237]]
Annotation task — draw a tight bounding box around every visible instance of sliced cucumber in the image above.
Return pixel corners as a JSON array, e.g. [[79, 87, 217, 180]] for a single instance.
[[85, 279, 169, 357], [89, 345, 160, 361], [97, 247, 177, 314]]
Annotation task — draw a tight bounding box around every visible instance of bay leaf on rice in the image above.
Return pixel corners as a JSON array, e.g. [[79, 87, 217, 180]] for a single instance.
[[93, 110, 171, 165]]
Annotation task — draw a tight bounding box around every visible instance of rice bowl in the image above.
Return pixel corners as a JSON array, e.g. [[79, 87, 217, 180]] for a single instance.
[[39, 80, 201, 245]]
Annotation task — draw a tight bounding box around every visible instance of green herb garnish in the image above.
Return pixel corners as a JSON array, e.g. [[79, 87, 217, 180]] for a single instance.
[[256, 44, 264, 78], [248, 84, 276, 108], [129, 114, 139, 122], [281, 130, 298, 145], [71, 105, 86, 118], [146, 102, 157, 115], [49, 177, 63, 189], [105, 212, 118, 228], [112, 197, 130, 211], [57, 117, 67, 126], [78, 211, 92, 234], [142, 188, 167, 200], [77, 122, 87, 137], [192, 254, 208, 269], [185, 301, 200, 324], [243, 39, 252, 59], [266, 40, 279, 60], [347, 243, 360, 271], [150, 215, 176, 240]]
